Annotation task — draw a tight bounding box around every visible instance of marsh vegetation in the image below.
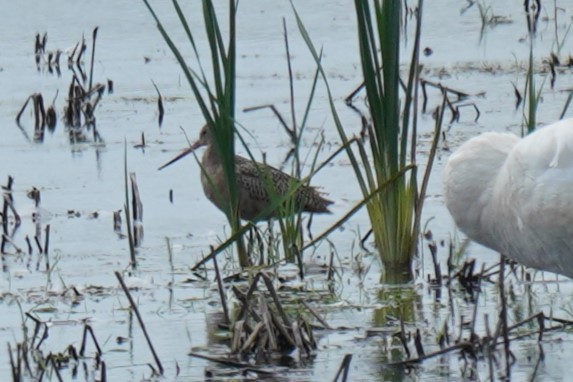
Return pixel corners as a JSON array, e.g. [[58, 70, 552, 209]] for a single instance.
[[1, 1, 573, 381]]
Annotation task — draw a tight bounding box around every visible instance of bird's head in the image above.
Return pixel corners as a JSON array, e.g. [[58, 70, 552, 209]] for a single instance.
[[158, 124, 211, 170]]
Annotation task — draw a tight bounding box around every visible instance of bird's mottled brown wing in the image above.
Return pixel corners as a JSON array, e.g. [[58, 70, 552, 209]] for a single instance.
[[234, 156, 332, 214], [234, 156, 293, 202]]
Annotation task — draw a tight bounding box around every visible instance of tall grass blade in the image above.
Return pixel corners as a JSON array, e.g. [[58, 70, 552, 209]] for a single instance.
[[296, 1, 430, 283]]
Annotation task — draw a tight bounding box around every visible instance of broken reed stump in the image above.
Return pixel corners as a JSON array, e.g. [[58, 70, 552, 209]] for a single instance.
[[151, 80, 164, 128], [1, 176, 22, 254], [16, 93, 51, 143], [115, 271, 163, 375], [35, 32, 62, 76], [229, 271, 316, 360], [8, 314, 106, 381], [129, 172, 144, 247], [20, 28, 112, 146]]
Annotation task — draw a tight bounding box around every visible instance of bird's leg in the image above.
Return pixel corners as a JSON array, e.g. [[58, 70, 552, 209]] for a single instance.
[[254, 224, 265, 266], [498, 253, 512, 379], [245, 223, 266, 266], [265, 218, 278, 263], [306, 213, 314, 241], [246, 226, 255, 259], [294, 242, 304, 280]]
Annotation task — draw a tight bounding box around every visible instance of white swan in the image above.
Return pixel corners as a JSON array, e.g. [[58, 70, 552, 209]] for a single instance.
[[443, 118, 573, 278]]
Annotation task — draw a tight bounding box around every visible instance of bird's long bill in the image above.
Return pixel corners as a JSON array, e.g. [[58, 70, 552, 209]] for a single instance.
[[158, 141, 201, 170]]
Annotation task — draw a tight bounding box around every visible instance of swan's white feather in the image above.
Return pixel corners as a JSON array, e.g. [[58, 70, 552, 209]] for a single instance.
[[444, 118, 573, 278]]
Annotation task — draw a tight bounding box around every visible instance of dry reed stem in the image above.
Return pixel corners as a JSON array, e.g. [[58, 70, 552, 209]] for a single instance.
[[151, 80, 164, 128], [211, 245, 230, 324], [115, 271, 163, 375], [332, 354, 353, 382]]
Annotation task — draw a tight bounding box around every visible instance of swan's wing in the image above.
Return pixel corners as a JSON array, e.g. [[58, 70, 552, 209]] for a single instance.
[[443, 132, 519, 252], [496, 120, 573, 276]]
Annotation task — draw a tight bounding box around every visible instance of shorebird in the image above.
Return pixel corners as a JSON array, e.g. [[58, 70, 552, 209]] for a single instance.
[[160, 125, 333, 221], [443, 118, 573, 278]]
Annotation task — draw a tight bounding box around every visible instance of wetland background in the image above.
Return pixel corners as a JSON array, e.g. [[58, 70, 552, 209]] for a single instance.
[[2, 1, 573, 381]]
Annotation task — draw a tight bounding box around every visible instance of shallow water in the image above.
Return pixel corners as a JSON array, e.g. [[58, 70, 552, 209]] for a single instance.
[[1, 1, 573, 381]]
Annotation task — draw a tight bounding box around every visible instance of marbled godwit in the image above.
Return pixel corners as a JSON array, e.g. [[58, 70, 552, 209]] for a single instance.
[[160, 125, 333, 221]]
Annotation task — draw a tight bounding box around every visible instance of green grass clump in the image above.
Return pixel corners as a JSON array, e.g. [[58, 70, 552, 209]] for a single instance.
[[296, 0, 438, 283]]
